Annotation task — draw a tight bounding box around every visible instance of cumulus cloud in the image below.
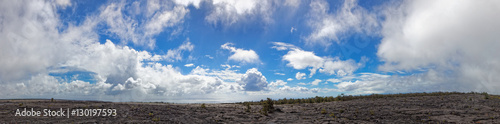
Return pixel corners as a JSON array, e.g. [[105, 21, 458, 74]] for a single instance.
[[319, 58, 358, 76], [239, 68, 268, 91], [0, 0, 246, 102], [377, 0, 500, 93], [284, 49, 323, 70], [99, 1, 188, 48], [269, 80, 287, 87], [287, 78, 294, 81], [184, 63, 194, 67], [305, 0, 378, 47], [163, 40, 194, 62], [281, 46, 360, 77], [279, 86, 309, 92], [221, 43, 260, 64], [311, 79, 322, 86], [56, 0, 71, 8], [0, 0, 90, 82], [295, 72, 306, 80], [174, 0, 300, 27], [204, 0, 273, 26], [174, 0, 201, 8]]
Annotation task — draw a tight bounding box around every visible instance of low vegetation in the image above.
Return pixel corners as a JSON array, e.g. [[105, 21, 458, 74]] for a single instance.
[[482, 92, 490, 99], [240, 91, 492, 105], [244, 102, 251, 112], [152, 117, 160, 122], [329, 113, 336, 120], [201, 103, 206, 109], [259, 98, 274, 116]]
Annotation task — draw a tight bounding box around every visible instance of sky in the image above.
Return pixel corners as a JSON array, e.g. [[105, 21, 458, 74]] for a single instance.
[[1, 0, 499, 103]]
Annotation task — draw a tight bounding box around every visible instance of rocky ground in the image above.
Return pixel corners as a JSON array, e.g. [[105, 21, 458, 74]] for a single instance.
[[1, 94, 499, 123]]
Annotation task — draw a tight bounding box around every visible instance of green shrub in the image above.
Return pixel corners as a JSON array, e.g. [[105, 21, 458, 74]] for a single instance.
[[245, 102, 251, 112], [201, 103, 206, 109], [329, 113, 336, 120], [152, 117, 160, 122], [482, 92, 489, 99], [260, 98, 274, 115], [321, 108, 327, 114]]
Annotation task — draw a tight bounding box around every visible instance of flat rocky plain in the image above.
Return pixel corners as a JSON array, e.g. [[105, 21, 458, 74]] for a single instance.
[[1, 93, 499, 123]]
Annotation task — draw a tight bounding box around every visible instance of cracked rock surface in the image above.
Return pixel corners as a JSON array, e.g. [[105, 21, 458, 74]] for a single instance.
[[1, 94, 499, 123]]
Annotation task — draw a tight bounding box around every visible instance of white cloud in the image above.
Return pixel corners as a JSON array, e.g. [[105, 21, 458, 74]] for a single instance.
[[205, 0, 273, 26], [305, 0, 378, 46], [0, 0, 246, 102], [269, 80, 287, 87], [284, 49, 323, 70], [285, 0, 300, 8], [279, 86, 309, 92], [99, 1, 188, 48], [283, 48, 359, 77], [192, 66, 244, 83], [239, 68, 268, 91], [0, 0, 91, 82], [311, 79, 322, 86], [214, 0, 258, 15], [0, 0, 333, 102], [221, 43, 260, 64], [295, 72, 306, 80], [297, 83, 307, 85], [327, 78, 341, 83], [184, 63, 194, 67], [271, 42, 298, 51], [290, 27, 297, 33], [377, 0, 500, 93], [287, 78, 294, 81], [174, 0, 201, 8], [200, 0, 302, 27], [274, 72, 285, 75], [163, 40, 194, 62], [220, 64, 240, 69], [56, 0, 71, 8], [319, 58, 358, 76], [144, 6, 188, 37]]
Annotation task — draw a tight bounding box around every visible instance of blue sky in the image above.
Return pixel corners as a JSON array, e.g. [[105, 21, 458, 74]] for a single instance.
[[1, 0, 500, 103]]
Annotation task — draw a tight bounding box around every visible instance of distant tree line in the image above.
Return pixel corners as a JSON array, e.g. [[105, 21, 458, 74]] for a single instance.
[[239, 91, 490, 105]]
